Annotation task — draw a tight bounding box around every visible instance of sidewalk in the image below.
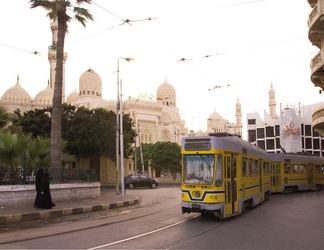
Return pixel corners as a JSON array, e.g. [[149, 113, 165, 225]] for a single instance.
[[0, 186, 140, 225]]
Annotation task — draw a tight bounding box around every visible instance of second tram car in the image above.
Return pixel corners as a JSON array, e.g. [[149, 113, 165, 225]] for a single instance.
[[181, 133, 324, 219]]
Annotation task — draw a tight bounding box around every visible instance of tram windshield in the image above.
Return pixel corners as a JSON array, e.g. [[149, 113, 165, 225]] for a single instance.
[[183, 154, 221, 185]]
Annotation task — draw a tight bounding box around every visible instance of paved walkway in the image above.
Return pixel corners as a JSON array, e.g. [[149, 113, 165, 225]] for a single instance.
[[0, 186, 139, 225]]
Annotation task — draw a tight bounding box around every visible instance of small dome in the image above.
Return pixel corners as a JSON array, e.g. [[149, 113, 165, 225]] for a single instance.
[[196, 130, 205, 136], [79, 68, 102, 98], [2, 76, 31, 101], [34, 84, 53, 103], [156, 80, 176, 106], [208, 110, 224, 121], [67, 89, 79, 104]]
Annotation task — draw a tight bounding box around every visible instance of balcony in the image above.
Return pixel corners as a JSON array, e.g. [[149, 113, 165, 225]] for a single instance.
[[308, 0, 324, 48], [309, 0, 324, 90], [312, 105, 324, 136]]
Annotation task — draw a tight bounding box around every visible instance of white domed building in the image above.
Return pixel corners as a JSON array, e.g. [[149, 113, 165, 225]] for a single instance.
[[33, 82, 53, 108], [1, 76, 32, 113], [0, 18, 240, 184]]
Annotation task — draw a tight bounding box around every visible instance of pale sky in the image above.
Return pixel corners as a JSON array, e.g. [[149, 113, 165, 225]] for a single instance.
[[0, 0, 322, 138]]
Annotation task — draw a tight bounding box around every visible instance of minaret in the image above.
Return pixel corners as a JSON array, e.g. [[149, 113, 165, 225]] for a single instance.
[[235, 97, 243, 137], [48, 18, 68, 101], [268, 83, 277, 119]]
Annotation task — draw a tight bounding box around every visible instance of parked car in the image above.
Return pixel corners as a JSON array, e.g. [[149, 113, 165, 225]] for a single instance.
[[125, 174, 159, 189]]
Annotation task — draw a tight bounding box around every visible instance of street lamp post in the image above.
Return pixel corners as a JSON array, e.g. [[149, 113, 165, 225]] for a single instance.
[[119, 79, 125, 198], [116, 57, 134, 198]]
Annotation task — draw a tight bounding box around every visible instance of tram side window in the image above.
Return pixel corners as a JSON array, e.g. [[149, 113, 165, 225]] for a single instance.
[[216, 154, 223, 187], [300, 164, 306, 174], [315, 165, 320, 173], [242, 157, 248, 176], [254, 159, 259, 175], [293, 164, 299, 174], [263, 162, 270, 174], [321, 165, 324, 173], [284, 164, 291, 174], [249, 159, 253, 176]]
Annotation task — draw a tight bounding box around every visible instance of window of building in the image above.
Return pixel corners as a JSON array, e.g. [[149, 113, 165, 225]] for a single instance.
[[257, 140, 265, 150], [257, 128, 265, 139], [248, 119, 256, 125], [266, 126, 274, 137], [313, 138, 319, 149], [305, 125, 312, 136], [266, 139, 275, 150], [276, 138, 281, 149], [275, 125, 280, 136], [301, 124, 304, 136], [305, 138, 312, 149], [248, 130, 256, 143]]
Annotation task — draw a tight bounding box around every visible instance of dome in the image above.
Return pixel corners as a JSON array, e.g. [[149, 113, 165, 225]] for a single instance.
[[156, 80, 176, 106], [196, 130, 205, 136], [79, 68, 102, 98], [208, 110, 224, 121], [2, 76, 31, 101], [34, 84, 53, 103], [66, 89, 79, 104]]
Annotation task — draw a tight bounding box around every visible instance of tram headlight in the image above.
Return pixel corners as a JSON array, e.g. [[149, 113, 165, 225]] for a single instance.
[[193, 191, 200, 198]]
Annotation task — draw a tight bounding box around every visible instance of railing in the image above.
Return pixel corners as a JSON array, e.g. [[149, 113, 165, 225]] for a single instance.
[[0, 167, 98, 185]]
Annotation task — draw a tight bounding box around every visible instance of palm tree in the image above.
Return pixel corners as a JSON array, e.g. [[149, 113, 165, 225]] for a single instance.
[[30, 1, 93, 173]]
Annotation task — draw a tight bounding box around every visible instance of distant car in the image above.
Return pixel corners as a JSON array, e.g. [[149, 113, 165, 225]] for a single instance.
[[125, 174, 159, 189]]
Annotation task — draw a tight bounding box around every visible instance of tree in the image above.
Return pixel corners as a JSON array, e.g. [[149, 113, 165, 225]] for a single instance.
[[151, 142, 181, 176], [10, 108, 52, 137], [0, 131, 51, 184], [141, 142, 181, 177], [30, 0, 94, 171], [0, 105, 10, 130]]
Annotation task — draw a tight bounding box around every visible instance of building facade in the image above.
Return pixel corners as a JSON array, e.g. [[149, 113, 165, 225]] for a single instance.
[[0, 19, 188, 184], [247, 84, 324, 156], [307, 0, 324, 135]]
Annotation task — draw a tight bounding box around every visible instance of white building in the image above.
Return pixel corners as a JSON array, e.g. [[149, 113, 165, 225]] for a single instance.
[[247, 84, 324, 155]]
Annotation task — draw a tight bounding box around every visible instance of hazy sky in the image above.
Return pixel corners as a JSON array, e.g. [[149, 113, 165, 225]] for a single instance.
[[0, 0, 322, 137]]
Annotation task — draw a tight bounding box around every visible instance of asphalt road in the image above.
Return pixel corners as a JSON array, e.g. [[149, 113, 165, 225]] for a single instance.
[[1, 187, 323, 249]]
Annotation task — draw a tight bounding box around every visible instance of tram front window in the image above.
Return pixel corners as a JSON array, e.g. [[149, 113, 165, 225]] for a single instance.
[[183, 154, 220, 185]]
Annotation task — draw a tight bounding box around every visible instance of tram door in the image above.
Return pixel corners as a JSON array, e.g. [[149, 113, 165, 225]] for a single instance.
[[271, 163, 281, 192], [307, 163, 314, 190], [259, 159, 263, 201], [224, 154, 238, 216]]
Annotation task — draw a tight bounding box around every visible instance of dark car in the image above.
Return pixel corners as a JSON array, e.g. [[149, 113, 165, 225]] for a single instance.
[[124, 174, 159, 189]]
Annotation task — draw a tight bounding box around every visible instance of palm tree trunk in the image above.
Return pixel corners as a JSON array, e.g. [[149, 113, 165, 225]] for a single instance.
[[50, 13, 66, 173]]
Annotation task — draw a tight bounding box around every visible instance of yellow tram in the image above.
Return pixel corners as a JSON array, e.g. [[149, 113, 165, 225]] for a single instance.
[[270, 153, 324, 193], [181, 133, 271, 219], [181, 133, 324, 219]]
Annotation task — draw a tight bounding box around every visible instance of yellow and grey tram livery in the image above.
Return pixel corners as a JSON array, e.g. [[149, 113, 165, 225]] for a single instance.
[[181, 133, 271, 219], [270, 153, 324, 193]]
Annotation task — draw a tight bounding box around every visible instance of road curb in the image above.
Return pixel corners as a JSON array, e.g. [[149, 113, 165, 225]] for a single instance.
[[0, 197, 140, 225]]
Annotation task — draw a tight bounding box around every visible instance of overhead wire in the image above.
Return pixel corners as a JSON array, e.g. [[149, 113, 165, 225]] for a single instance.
[[0, 0, 314, 91]]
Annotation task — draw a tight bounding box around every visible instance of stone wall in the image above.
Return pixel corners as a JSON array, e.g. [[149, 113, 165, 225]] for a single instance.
[[0, 182, 100, 206]]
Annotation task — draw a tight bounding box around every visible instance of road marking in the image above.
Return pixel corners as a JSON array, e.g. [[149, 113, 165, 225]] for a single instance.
[[87, 215, 199, 250]]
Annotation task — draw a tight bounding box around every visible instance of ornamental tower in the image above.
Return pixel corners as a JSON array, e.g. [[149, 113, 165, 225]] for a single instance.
[[48, 18, 68, 101]]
